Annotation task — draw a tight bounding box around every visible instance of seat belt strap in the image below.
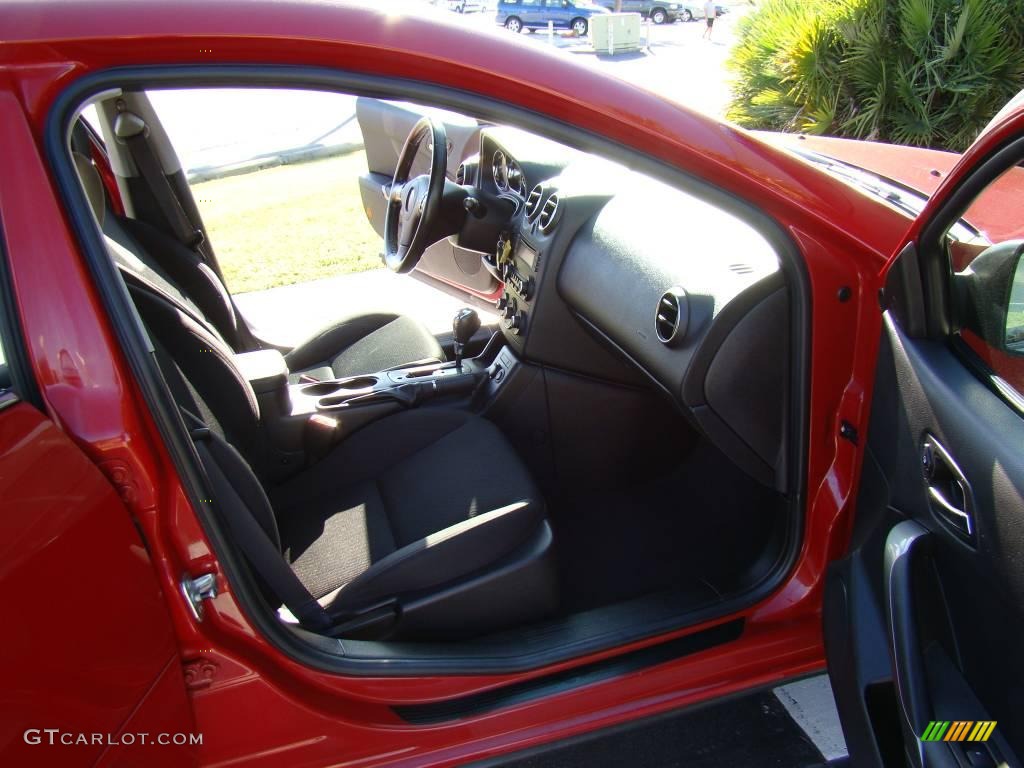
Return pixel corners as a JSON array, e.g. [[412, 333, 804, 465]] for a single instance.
[[114, 109, 207, 254], [112, 109, 263, 352], [185, 415, 333, 631]]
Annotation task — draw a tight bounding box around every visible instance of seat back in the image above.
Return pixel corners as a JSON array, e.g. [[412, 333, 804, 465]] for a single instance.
[[74, 151, 270, 475], [111, 215, 244, 350], [71, 121, 249, 351], [126, 271, 267, 472]]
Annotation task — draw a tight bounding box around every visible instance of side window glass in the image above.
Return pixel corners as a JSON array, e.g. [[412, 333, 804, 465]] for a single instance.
[[150, 88, 381, 297], [947, 164, 1024, 403]]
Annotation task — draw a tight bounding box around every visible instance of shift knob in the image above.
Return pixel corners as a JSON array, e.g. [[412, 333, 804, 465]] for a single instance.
[[452, 308, 480, 371], [453, 308, 481, 345]]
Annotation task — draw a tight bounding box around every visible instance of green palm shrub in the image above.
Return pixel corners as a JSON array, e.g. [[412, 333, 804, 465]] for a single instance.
[[727, 0, 1024, 150]]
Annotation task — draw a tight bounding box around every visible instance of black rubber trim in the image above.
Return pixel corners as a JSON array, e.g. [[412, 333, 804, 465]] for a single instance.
[[46, 64, 810, 678], [394, 619, 744, 724], [467, 670, 832, 768], [0, 211, 44, 409]]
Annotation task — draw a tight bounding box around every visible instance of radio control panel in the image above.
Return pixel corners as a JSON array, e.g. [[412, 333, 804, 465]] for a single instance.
[[494, 234, 540, 345]]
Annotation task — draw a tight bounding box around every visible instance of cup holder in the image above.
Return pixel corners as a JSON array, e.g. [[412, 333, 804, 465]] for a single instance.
[[301, 376, 378, 396]]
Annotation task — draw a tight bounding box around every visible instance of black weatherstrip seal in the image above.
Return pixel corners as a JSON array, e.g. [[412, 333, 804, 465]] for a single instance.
[[394, 619, 744, 724], [46, 64, 809, 678]]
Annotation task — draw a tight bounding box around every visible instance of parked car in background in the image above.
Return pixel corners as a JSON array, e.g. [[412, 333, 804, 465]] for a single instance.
[[496, 0, 610, 34], [595, 1, 702, 23]]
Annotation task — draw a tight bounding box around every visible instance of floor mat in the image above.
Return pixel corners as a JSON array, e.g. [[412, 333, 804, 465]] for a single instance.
[[549, 439, 784, 613]]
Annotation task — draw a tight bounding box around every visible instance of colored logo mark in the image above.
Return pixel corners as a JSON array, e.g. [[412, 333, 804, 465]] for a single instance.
[[920, 721, 997, 742]]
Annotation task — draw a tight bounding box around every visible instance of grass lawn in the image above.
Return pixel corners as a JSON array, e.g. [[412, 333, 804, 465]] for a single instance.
[[191, 150, 384, 295], [1008, 309, 1024, 332]]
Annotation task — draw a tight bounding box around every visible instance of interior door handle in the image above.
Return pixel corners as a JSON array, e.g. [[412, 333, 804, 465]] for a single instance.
[[921, 435, 975, 542], [926, 486, 972, 535]]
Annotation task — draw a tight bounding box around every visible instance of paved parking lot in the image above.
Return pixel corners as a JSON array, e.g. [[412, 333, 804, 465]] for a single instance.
[[446, 6, 745, 117]]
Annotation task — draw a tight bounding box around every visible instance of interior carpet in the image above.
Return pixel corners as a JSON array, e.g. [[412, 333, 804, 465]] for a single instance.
[[476, 688, 838, 768], [549, 439, 783, 613]]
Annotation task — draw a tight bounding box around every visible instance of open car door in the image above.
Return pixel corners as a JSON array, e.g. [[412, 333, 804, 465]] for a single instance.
[[355, 97, 501, 302], [824, 109, 1024, 767]]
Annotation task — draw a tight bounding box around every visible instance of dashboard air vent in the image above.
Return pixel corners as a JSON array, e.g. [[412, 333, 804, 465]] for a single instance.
[[525, 185, 543, 219], [538, 194, 559, 232], [456, 163, 468, 185], [655, 289, 688, 345]]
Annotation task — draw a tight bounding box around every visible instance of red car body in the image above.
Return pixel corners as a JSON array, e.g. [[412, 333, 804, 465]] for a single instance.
[[1, 2, 1022, 766], [759, 131, 1024, 243]]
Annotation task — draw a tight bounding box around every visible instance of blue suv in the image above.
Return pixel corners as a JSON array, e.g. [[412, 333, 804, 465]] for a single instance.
[[496, 0, 610, 36]]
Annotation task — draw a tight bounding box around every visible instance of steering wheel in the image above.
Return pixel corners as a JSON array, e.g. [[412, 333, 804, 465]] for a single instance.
[[384, 117, 448, 273]]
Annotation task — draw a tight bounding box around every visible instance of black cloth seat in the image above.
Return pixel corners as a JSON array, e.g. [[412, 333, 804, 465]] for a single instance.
[[283, 311, 444, 383], [271, 409, 553, 620], [75, 151, 444, 381], [74, 153, 557, 637], [194, 401, 557, 637]]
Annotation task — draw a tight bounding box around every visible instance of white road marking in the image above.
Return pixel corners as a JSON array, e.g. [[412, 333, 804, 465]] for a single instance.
[[774, 675, 849, 763]]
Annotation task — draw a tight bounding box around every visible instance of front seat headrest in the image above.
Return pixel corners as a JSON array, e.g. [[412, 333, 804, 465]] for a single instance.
[[73, 151, 106, 228]]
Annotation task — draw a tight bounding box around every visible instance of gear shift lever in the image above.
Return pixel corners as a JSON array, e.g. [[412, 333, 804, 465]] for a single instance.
[[452, 308, 481, 372]]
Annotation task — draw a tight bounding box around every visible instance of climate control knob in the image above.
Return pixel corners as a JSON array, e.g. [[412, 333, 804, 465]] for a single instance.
[[503, 311, 525, 335], [499, 297, 517, 320], [518, 276, 533, 301]]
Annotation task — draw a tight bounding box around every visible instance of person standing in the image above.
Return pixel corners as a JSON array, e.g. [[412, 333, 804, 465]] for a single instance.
[[702, 0, 717, 39]]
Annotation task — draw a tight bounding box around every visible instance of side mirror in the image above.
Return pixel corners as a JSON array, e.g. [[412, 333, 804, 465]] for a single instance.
[[955, 240, 1024, 355]]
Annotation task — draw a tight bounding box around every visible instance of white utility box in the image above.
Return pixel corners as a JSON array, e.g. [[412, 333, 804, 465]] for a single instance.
[[590, 13, 642, 55]]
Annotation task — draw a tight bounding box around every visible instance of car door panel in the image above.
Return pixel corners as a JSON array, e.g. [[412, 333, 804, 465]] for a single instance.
[[0, 87, 196, 765], [0, 401, 197, 767], [826, 315, 1024, 767], [521, 0, 542, 26], [355, 97, 499, 298], [553, 0, 570, 27]]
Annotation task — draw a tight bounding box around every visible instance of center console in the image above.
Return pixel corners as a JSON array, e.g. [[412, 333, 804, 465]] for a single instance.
[[234, 322, 527, 482]]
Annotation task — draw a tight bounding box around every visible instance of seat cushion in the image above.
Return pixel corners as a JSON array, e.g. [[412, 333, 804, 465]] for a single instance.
[[284, 312, 444, 381], [271, 409, 544, 605]]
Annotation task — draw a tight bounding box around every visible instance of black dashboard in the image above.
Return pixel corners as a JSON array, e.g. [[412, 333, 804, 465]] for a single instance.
[[471, 127, 792, 491]]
